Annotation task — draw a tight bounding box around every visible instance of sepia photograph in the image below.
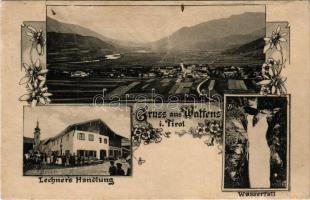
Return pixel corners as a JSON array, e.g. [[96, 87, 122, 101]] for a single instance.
[[23, 106, 131, 176], [223, 95, 289, 190], [46, 5, 266, 103]]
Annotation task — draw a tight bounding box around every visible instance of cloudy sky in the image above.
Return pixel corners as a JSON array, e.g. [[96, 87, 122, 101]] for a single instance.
[[24, 106, 131, 139], [47, 5, 264, 43]]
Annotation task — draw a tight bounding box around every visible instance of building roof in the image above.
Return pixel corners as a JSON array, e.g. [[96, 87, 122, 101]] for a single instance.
[[121, 138, 131, 146], [48, 119, 127, 141], [23, 136, 34, 144], [41, 138, 51, 145]]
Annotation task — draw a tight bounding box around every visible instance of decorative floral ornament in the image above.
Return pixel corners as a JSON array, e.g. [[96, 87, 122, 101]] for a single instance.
[[257, 58, 287, 95], [261, 58, 276, 76], [263, 26, 287, 53], [189, 125, 203, 138], [20, 23, 52, 106], [19, 60, 48, 85], [26, 25, 45, 56], [132, 118, 223, 165], [19, 80, 52, 107], [175, 120, 223, 150], [205, 136, 215, 146], [132, 123, 167, 146], [19, 59, 51, 106], [137, 157, 146, 165], [259, 25, 288, 96], [210, 121, 221, 135]]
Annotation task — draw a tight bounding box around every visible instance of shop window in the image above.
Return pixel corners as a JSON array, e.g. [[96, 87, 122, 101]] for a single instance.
[[88, 150, 97, 157], [77, 150, 84, 157]]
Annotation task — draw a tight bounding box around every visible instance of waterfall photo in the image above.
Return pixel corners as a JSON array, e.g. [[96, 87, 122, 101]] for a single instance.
[[223, 95, 289, 190]]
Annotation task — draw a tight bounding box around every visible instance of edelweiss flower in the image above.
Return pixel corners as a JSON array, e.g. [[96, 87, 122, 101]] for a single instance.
[[260, 86, 271, 95], [261, 59, 278, 76], [258, 59, 287, 95], [19, 80, 52, 106], [26, 25, 45, 55], [19, 60, 48, 85], [264, 26, 287, 53]]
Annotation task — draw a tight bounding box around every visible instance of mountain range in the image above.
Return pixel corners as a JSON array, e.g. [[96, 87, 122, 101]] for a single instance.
[[149, 12, 265, 51], [47, 12, 265, 56], [47, 17, 141, 50]]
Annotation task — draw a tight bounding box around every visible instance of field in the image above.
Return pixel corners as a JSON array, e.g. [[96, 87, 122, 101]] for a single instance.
[[48, 50, 263, 70], [46, 77, 203, 103], [47, 50, 264, 103], [199, 79, 260, 96]]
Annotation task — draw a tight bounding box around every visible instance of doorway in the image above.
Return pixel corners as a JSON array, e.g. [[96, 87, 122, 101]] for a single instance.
[[100, 150, 107, 160]]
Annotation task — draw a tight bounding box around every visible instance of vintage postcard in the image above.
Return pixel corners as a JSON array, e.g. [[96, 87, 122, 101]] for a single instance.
[[1, 0, 310, 199]]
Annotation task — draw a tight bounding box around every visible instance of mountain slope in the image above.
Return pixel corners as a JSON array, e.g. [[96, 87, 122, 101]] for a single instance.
[[150, 12, 265, 51], [47, 17, 115, 44], [47, 17, 142, 49], [224, 37, 265, 59], [47, 32, 116, 53]]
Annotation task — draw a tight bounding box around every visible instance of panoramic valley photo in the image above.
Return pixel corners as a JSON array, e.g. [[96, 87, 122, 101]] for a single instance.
[[46, 5, 266, 103]]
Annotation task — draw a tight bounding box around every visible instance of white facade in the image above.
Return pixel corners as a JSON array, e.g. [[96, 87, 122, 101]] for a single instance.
[[46, 130, 109, 159]]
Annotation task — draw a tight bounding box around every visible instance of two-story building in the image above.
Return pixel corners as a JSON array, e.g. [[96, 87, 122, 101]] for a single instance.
[[42, 119, 128, 160]]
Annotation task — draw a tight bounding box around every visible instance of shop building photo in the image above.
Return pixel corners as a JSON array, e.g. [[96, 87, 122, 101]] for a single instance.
[[23, 106, 131, 176]]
